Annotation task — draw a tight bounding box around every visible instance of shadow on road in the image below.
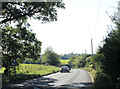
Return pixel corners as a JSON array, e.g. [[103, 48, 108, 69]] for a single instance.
[[2, 76, 94, 89], [2, 77, 57, 89], [34, 81, 94, 89], [56, 82, 94, 89]]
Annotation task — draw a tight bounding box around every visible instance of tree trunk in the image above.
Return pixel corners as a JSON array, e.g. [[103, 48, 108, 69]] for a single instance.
[[4, 68, 9, 76]]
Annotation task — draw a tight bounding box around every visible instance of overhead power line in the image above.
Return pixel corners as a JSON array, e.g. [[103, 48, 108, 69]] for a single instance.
[[93, 0, 100, 37], [91, 0, 100, 55]]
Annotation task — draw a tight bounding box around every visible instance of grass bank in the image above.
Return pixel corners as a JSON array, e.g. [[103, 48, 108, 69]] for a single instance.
[[2, 64, 60, 84]]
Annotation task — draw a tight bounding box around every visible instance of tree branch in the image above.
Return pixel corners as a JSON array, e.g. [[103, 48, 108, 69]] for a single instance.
[[0, 13, 28, 24]]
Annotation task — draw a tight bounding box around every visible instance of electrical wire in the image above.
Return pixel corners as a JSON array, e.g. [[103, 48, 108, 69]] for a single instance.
[[92, 0, 100, 38]]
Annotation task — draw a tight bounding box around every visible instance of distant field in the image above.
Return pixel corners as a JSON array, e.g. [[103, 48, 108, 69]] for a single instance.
[[60, 59, 70, 64]]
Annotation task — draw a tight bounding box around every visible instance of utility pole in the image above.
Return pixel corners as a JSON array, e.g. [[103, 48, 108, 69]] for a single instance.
[[85, 49, 87, 54], [91, 39, 93, 56]]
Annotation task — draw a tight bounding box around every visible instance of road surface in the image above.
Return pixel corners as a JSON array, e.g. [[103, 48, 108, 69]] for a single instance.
[[2, 69, 94, 89]]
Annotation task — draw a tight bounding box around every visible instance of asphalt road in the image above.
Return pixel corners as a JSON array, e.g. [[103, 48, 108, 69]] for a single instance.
[[2, 69, 94, 89]]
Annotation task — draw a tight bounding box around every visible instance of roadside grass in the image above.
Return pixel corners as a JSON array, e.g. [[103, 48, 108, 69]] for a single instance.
[[2, 64, 60, 84], [14, 64, 60, 75], [60, 59, 70, 64]]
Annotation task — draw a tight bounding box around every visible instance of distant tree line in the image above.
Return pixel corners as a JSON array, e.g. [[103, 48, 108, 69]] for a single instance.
[[60, 52, 88, 60]]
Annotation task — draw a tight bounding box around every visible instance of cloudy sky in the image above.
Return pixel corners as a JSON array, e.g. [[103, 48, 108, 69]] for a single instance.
[[28, 0, 119, 55]]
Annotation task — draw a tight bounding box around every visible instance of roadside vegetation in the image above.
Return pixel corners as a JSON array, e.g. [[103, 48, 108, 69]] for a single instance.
[[1, 64, 60, 84], [93, 14, 120, 89]]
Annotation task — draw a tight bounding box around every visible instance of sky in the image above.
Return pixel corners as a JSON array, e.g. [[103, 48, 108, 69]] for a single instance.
[[28, 0, 119, 55]]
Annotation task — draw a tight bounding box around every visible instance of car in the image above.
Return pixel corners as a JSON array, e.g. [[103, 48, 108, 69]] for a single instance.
[[64, 64, 71, 70], [60, 66, 70, 73]]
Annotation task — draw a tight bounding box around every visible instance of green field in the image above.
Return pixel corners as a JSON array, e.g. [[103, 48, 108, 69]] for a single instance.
[[60, 59, 70, 64]]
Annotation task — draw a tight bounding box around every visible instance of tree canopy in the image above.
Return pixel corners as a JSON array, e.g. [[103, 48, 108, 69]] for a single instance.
[[41, 47, 60, 66], [98, 24, 120, 88], [1, 2, 65, 24], [2, 25, 42, 69]]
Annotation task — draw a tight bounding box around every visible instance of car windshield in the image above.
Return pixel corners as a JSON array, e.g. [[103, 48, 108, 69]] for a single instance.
[[61, 66, 68, 69]]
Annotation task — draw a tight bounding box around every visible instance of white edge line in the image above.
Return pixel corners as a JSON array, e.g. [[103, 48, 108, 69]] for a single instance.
[[88, 71, 94, 83]]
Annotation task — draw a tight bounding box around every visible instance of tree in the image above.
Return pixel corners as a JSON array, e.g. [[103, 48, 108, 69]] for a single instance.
[[69, 55, 76, 63], [1, 1, 65, 75], [94, 14, 120, 88], [99, 29, 120, 88], [41, 48, 60, 66], [2, 26, 42, 75], [1, 2, 65, 24]]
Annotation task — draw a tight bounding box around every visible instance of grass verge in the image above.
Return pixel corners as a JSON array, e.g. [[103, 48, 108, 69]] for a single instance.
[[2, 64, 60, 84]]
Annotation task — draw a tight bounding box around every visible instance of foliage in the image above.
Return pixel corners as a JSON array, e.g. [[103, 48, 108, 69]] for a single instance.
[[41, 48, 60, 66], [2, 26, 42, 75], [23, 58, 32, 64], [23, 57, 41, 64], [69, 55, 76, 62], [1, 2, 65, 24], [93, 14, 120, 89], [69, 54, 91, 68]]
